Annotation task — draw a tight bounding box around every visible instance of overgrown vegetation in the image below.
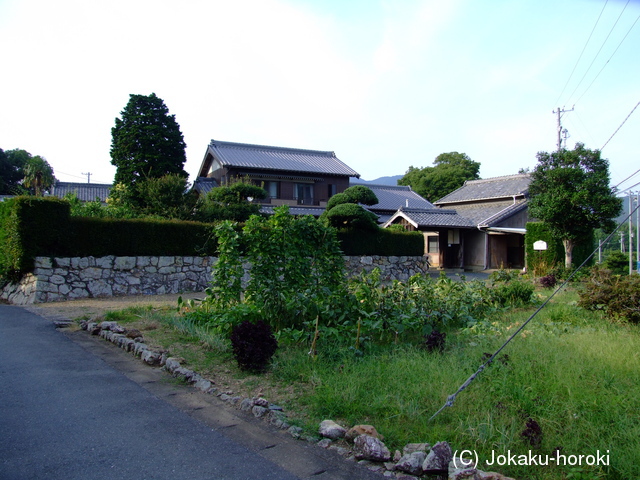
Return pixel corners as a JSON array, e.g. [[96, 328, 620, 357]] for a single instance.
[[107, 277, 640, 480], [578, 266, 640, 323]]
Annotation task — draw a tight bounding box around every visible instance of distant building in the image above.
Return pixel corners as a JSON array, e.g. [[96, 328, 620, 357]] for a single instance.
[[194, 139, 359, 207], [385, 174, 532, 270], [49, 182, 112, 203]]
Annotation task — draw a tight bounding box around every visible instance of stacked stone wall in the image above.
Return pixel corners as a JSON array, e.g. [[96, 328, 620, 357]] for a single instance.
[[1, 255, 430, 305]]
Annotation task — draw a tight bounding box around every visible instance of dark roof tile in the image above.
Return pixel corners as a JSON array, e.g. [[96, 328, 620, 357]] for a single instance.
[[435, 174, 530, 205], [364, 184, 434, 212], [206, 140, 360, 177], [50, 182, 112, 202]]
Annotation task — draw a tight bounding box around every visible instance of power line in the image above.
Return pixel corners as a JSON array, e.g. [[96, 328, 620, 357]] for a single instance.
[[574, 10, 640, 105], [565, 0, 631, 106], [601, 99, 640, 151], [615, 170, 640, 190], [553, 0, 609, 108]]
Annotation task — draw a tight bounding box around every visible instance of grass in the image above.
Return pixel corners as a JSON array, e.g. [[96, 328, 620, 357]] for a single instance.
[[96, 286, 639, 480]]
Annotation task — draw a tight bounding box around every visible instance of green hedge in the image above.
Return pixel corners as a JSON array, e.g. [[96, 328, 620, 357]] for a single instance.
[[64, 217, 219, 257], [0, 197, 218, 280], [1, 198, 424, 281], [526, 222, 595, 274], [0, 197, 71, 279], [337, 228, 424, 256]]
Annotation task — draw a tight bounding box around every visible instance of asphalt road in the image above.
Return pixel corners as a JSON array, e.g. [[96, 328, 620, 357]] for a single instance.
[[0, 306, 384, 480]]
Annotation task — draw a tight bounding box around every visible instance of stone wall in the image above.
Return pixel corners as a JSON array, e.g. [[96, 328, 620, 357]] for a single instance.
[[1, 255, 430, 305]]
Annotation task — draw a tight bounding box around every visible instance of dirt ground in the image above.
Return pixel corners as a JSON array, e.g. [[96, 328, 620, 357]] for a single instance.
[[21, 292, 205, 323]]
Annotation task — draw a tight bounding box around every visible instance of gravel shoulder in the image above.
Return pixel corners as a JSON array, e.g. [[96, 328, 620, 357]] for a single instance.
[[21, 291, 205, 323]]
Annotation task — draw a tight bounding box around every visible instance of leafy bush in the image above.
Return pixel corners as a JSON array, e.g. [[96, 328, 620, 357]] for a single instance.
[[489, 268, 520, 284], [578, 266, 640, 323], [602, 250, 630, 275], [489, 269, 535, 307], [230, 320, 278, 372], [538, 274, 557, 288]]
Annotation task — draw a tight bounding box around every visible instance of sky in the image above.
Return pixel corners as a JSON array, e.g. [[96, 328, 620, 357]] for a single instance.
[[1, 0, 639, 192]]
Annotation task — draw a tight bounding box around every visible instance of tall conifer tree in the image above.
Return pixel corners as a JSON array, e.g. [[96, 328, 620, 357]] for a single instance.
[[110, 93, 187, 186]]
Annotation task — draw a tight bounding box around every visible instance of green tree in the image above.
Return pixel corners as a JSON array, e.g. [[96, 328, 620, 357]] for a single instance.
[[22, 155, 56, 196], [528, 143, 622, 268], [398, 152, 480, 202], [105, 174, 195, 219], [134, 174, 196, 219], [110, 93, 187, 187], [0, 149, 33, 195], [195, 178, 268, 222], [321, 185, 379, 230]]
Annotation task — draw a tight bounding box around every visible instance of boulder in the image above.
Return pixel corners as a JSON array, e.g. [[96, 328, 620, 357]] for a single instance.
[[422, 441, 452, 472], [319, 420, 347, 440], [354, 434, 391, 462], [395, 451, 426, 476], [345, 424, 382, 442]]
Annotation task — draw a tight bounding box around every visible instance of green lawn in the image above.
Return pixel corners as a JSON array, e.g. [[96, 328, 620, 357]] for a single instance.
[[103, 287, 639, 480]]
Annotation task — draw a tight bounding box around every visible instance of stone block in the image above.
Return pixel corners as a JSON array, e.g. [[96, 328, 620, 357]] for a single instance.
[[136, 257, 151, 268], [55, 257, 70, 267], [35, 257, 53, 269], [158, 256, 175, 268], [87, 280, 113, 297], [96, 256, 115, 268], [49, 274, 66, 285], [114, 257, 136, 270]]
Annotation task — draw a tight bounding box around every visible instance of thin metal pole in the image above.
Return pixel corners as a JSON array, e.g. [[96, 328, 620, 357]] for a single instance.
[[636, 192, 639, 273], [629, 192, 633, 275]]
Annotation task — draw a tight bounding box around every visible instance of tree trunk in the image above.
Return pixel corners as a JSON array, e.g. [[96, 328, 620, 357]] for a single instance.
[[563, 238, 574, 269]]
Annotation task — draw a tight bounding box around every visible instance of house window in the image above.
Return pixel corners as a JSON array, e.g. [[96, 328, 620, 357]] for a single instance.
[[295, 183, 314, 205], [448, 229, 460, 245], [263, 181, 279, 199], [328, 184, 337, 197], [428, 236, 439, 254]]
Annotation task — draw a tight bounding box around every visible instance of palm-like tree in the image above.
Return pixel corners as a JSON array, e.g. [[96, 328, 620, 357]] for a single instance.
[[22, 156, 56, 196]]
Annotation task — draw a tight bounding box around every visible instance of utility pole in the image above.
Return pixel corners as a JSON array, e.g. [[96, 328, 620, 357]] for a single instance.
[[636, 192, 639, 273], [630, 194, 634, 275], [553, 106, 574, 151], [81, 172, 92, 183]]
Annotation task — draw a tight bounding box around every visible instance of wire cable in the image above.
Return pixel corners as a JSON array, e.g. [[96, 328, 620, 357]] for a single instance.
[[565, 0, 631, 106], [429, 207, 639, 422], [614, 168, 640, 189], [553, 0, 609, 108], [575, 11, 640, 105], [601, 100, 640, 151]]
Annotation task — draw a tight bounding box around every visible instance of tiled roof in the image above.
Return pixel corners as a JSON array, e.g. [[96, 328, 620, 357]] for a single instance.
[[50, 182, 112, 202], [447, 199, 528, 226], [192, 177, 218, 196], [365, 184, 434, 212], [435, 174, 530, 205], [386, 208, 475, 229], [260, 205, 326, 217], [204, 140, 360, 178]]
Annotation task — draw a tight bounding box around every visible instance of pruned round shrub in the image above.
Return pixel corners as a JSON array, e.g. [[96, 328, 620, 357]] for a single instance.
[[538, 274, 557, 289], [230, 320, 278, 372]]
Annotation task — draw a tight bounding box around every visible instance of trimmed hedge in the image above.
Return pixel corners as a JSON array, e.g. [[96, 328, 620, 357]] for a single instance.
[[0, 197, 71, 279], [526, 222, 595, 274], [0, 198, 424, 280], [63, 217, 219, 257], [337, 228, 424, 256], [0, 197, 218, 280]]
